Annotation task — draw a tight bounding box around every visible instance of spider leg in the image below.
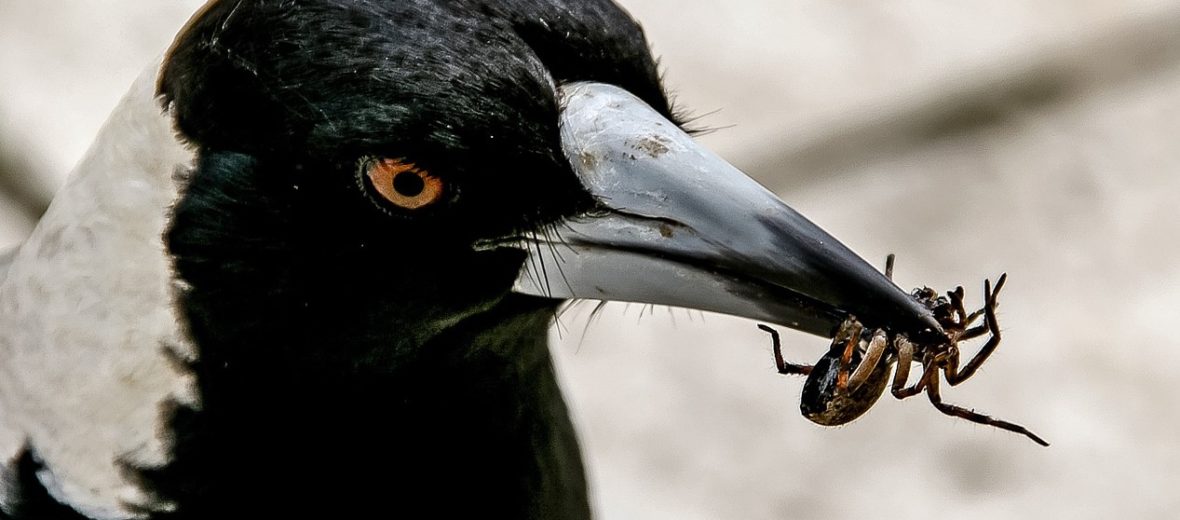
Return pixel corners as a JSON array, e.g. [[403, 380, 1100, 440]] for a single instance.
[[956, 286, 990, 333], [758, 325, 813, 376], [946, 275, 1006, 385], [835, 320, 864, 391], [963, 308, 986, 328], [847, 329, 888, 392], [890, 337, 927, 399], [957, 324, 989, 342], [948, 286, 968, 325], [925, 370, 1049, 446], [950, 286, 990, 333]]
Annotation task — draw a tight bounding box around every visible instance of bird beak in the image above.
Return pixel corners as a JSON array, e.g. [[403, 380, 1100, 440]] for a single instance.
[[499, 82, 941, 339]]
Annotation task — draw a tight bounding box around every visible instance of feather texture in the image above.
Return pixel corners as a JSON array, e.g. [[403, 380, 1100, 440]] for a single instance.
[[0, 61, 197, 519]]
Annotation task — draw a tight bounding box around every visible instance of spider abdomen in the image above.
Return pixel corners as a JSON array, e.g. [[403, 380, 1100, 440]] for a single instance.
[[799, 341, 891, 426]]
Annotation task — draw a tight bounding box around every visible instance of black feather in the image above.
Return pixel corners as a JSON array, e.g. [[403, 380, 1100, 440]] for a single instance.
[[115, 0, 682, 516]]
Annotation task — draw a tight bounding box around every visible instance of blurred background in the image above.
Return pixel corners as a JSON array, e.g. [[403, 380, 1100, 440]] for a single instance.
[[2, 1, 1178, 518]]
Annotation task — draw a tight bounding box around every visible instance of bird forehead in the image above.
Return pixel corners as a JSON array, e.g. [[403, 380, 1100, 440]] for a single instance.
[[161, 1, 563, 155]]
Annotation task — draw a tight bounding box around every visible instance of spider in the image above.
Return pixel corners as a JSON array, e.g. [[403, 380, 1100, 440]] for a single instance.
[[759, 256, 1048, 446]]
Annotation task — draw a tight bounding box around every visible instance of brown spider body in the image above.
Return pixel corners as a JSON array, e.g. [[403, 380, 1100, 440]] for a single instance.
[[798, 321, 891, 426], [760, 259, 1049, 446]]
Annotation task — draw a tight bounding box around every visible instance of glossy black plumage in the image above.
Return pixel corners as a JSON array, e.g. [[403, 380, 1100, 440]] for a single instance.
[[138, 1, 679, 517]]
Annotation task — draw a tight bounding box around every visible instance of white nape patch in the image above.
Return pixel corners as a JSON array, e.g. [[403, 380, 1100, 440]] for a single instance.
[[0, 59, 198, 519]]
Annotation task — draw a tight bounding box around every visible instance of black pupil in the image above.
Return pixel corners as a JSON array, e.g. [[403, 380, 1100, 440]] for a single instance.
[[392, 171, 425, 197]]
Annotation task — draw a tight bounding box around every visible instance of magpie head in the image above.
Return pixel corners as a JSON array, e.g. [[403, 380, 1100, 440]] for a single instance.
[[159, 0, 945, 355], [162, 0, 671, 239]]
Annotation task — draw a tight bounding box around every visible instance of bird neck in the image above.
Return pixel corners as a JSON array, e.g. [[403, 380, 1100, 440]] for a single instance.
[[142, 289, 589, 517]]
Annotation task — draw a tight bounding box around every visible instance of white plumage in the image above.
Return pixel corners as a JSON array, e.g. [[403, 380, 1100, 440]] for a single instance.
[[0, 61, 196, 520]]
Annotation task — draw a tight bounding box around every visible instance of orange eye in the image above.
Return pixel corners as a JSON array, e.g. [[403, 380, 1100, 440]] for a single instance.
[[364, 158, 445, 210]]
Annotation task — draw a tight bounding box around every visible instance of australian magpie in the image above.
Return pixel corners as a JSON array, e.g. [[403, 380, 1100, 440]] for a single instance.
[[0, 1, 943, 518]]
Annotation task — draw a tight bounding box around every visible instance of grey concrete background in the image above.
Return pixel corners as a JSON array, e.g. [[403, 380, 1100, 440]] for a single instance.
[[3, 1, 1178, 518]]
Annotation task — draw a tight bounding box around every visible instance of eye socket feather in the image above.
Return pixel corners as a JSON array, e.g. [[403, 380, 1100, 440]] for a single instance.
[[361, 158, 445, 210]]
